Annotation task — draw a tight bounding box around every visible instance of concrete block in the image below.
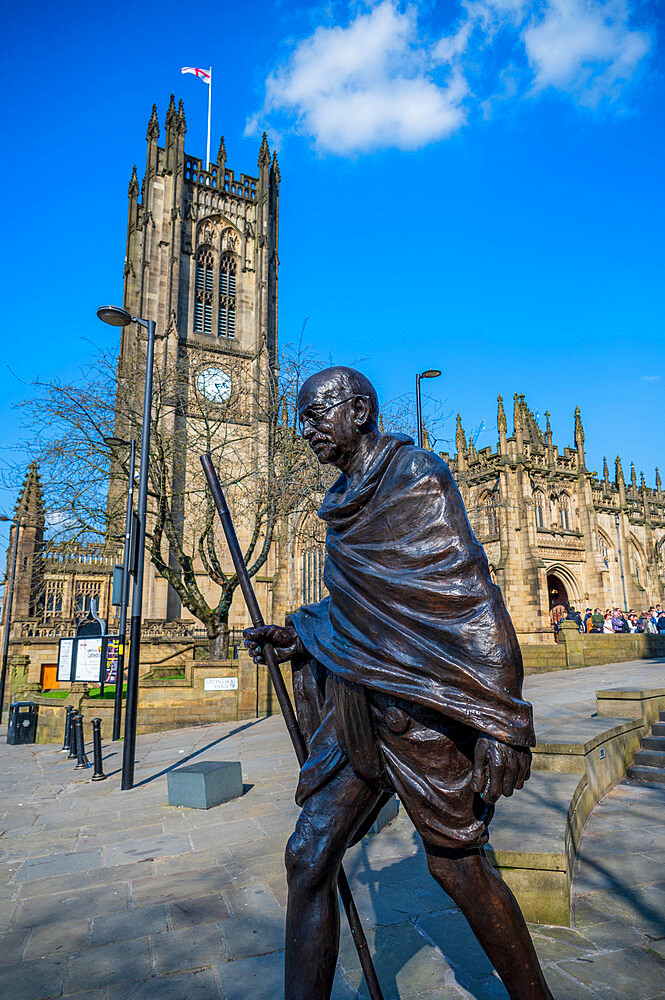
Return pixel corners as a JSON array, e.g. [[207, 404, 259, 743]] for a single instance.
[[167, 761, 243, 810], [365, 795, 399, 836]]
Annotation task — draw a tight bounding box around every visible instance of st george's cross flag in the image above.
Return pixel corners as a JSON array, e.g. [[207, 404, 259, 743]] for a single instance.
[[181, 67, 211, 84]]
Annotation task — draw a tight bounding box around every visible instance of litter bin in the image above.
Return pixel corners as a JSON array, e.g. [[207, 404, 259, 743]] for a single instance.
[[7, 702, 39, 745]]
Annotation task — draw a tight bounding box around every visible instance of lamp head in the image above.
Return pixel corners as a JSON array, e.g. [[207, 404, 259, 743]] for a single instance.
[[104, 436, 130, 449], [97, 305, 133, 327], [421, 369, 442, 379]]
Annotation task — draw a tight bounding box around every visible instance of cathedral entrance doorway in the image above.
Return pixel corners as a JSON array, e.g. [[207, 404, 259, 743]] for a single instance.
[[547, 573, 569, 610]]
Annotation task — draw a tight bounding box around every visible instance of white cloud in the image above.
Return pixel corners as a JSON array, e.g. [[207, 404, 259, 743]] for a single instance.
[[641, 374, 662, 382], [523, 0, 651, 105], [251, 0, 652, 155], [256, 3, 468, 154]]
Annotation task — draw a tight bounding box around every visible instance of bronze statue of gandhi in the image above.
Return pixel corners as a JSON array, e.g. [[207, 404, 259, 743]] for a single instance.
[[245, 366, 553, 1000]]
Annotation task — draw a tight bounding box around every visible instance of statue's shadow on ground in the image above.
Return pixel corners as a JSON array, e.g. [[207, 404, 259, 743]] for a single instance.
[[338, 831, 509, 999]]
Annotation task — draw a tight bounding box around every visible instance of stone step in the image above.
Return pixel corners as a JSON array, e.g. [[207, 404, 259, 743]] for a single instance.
[[650, 722, 665, 737], [634, 749, 665, 768], [642, 736, 665, 751], [627, 765, 665, 783]]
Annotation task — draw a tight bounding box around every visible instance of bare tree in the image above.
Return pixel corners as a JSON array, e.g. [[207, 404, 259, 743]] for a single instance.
[[12, 339, 327, 657]]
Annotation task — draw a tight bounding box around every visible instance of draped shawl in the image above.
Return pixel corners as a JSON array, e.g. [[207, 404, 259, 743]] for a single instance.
[[290, 434, 535, 748]]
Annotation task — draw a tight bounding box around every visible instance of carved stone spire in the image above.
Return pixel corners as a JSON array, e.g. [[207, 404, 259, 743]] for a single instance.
[[271, 149, 281, 184], [656, 467, 662, 493], [545, 411, 551, 437], [217, 135, 226, 164], [455, 413, 466, 453], [497, 394, 507, 434], [146, 103, 159, 141], [603, 457, 609, 483], [615, 455, 624, 486], [177, 98, 187, 134], [630, 462, 637, 489], [574, 406, 584, 446], [422, 426, 431, 451], [165, 93, 177, 130], [259, 132, 271, 168], [128, 164, 139, 198], [378, 413, 384, 433], [640, 471, 646, 491], [15, 462, 45, 526], [513, 393, 523, 432]]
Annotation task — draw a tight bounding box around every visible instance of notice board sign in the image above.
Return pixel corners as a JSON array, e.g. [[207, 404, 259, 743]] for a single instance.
[[57, 638, 75, 682], [75, 638, 104, 682]]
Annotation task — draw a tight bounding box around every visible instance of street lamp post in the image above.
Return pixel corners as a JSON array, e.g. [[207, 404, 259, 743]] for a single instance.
[[104, 436, 137, 741], [98, 305, 156, 789], [415, 369, 442, 448], [0, 515, 20, 724]]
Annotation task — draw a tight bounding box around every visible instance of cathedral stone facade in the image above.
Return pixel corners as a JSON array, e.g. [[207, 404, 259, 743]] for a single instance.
[[446, 395, 665, 637], [3, 101, 664, 668]]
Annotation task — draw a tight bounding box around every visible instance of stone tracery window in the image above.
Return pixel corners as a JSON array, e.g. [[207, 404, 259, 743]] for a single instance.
[[534, 490, 545, 528], [598, 533, 610, 568], [45, 582, 63, 617], [218, 253, 236, 338], [481, 492, 499, 536], [194, 246, 214, 334], [73, 581, 101, 617], [558, 493, 570, 530]]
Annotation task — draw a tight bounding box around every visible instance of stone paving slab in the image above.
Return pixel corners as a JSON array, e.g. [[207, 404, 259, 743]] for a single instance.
[[0, 660, 664, 997]]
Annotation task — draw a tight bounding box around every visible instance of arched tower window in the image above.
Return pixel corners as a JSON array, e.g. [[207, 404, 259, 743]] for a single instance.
[[218, 254, 237, 338], [194, 246, 214, 334], [558, 493, 570, 530], [534, 490, 544, 528]]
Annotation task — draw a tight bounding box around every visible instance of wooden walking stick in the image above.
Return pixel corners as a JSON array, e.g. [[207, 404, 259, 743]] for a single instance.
[[200, 453, 384, 1000]]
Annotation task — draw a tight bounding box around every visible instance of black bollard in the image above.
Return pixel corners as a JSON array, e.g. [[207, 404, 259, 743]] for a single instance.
[[61, 706, 74, 752], [91, 718, 106, 781], [74, 714, 91, 769], [67, 712, 79, 759]]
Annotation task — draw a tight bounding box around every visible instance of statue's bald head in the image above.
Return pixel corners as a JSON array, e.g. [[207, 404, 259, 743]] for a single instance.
[[298, 367, 379, 430]]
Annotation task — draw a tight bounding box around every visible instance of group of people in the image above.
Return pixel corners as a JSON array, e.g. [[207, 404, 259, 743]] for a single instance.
[[552, 603, 665, 636]]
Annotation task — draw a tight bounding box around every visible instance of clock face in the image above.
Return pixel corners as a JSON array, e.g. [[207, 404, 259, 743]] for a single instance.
[[196, 367, 232, 403]]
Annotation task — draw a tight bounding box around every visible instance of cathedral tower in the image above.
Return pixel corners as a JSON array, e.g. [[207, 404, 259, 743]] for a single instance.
[[117, 98, 280, 621]]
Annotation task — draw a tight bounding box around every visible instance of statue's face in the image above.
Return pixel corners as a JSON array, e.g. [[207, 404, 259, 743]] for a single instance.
[[297, 377, 365, 468]]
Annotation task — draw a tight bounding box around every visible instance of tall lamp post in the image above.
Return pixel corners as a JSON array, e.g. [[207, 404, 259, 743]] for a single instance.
[[104, 436, 137, 741], [98, 306, 155, 789], [0, 514, 20, 724], [415, 369, 442, 448]]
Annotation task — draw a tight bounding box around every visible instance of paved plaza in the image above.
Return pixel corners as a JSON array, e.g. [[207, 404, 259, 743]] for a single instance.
[[1, 661, 665, 999]]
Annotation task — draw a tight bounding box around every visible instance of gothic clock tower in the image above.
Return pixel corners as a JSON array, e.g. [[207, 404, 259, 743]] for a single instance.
[[119, 96, 280, 621]]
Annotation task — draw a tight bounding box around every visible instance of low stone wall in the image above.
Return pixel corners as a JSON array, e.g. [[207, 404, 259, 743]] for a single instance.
[[521, 623, 665, 675], [11, 653, 291, 745]]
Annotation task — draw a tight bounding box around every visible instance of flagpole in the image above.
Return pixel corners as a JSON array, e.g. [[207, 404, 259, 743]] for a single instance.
[[206, 67, 212, 171]]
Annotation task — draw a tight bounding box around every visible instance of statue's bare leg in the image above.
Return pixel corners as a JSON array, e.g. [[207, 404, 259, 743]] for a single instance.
[[425, 847, 553, 1000], [284, 766, 379, 1000]]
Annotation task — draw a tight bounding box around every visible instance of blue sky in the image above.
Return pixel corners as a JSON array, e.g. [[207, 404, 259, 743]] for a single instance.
[[2, 0, 664, 547]]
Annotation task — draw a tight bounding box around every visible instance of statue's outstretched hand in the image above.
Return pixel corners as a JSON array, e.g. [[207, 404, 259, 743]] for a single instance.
[[243, 624, 304, 664], [471, 736, 532, 804]]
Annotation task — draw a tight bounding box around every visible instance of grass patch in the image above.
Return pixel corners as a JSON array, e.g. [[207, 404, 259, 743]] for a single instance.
[[88, 685, 128, 700], [39, 690, 69, 699]]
